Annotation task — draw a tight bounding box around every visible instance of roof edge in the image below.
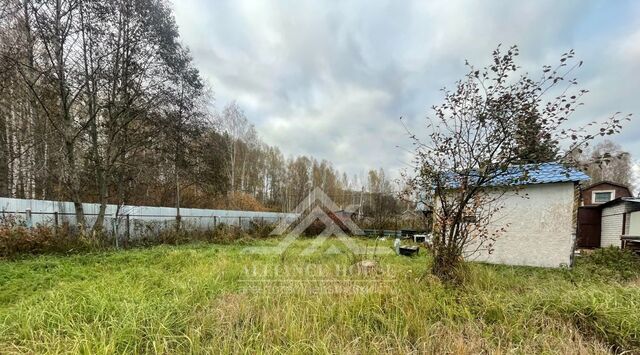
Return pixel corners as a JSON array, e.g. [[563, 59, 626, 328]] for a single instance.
[[582, 180, 632, 192], [597, 196, 640, 208]]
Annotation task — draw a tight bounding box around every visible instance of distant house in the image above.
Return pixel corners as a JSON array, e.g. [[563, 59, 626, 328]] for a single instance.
[[581, 181, 632, 206], [328, 209, 363, 233], [577, 196, 640, 249], [332, 209, 355, 220], [576, 181, 635, 248]]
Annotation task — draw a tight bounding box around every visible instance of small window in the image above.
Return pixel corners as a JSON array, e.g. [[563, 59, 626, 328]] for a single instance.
[[593, 191, 613, 203]]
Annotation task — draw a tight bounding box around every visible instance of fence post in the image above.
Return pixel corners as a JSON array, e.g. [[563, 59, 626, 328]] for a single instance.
[[53, 211, 59, 237], [239, 216, 242, 228], [25, 209, 32, 228], [109, 214, 117, 249], [126, 214, 130, 241], [175, 214, 182, 232], [213, 216, 217, 229]]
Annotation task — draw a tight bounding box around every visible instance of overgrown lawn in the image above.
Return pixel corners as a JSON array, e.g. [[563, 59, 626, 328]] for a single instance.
[[0, 238, 638, 354]]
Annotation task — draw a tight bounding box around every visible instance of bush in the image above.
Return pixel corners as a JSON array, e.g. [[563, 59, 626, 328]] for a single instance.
[[0, 215, 278, 257], [290, 209, 352, 237], [247, 219, 276, 238], [212, 192, 270, 211], [302, 219, 326, 237], [0, 217, 108, 258]]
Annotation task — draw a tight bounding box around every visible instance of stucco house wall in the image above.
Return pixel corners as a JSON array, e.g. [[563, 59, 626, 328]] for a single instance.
[[466, 182, 576, 268]]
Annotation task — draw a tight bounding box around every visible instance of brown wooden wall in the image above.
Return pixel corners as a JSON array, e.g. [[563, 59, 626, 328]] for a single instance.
[[581, 183, 632, 206], [577, 206, 602, 248]]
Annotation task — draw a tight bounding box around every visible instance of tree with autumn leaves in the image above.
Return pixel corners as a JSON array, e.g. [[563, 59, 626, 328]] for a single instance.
[[408, 45, 630, 282]]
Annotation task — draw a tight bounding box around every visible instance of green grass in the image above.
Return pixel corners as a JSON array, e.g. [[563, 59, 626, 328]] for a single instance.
[[0, 238, 638, 354]]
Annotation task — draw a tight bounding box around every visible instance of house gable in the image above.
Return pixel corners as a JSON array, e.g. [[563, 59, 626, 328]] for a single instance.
[[581, 181, 632, 206]]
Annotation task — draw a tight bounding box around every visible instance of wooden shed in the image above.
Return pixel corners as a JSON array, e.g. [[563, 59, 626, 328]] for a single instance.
[[576, 181, 633, 248]]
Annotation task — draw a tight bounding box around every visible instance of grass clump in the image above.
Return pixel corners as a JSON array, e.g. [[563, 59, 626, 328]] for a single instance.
[[577, 247, 640, 282]]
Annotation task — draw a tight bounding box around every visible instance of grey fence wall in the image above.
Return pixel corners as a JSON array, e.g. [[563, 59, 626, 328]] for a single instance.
[[0, 197, 298, 237]]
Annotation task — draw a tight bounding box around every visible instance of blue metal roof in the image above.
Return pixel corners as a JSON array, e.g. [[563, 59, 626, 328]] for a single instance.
[[495, 162, 589, 185], [447, 162, 589, 188]]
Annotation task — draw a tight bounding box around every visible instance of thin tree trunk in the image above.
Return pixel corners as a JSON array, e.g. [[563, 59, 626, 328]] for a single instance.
[[65, 140, 85, 226], [0, 97, 7, 196], [240, 152, 247, 192]]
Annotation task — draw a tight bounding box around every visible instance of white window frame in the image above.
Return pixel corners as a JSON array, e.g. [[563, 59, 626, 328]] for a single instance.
[[592, 190, 615, 204]]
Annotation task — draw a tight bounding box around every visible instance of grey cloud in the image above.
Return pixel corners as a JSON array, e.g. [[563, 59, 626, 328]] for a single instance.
[[172, 0, 640, 181]]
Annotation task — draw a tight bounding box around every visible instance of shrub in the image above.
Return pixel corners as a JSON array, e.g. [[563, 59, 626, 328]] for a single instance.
[[213, 192, 270, 211], [0, 214, 277, 257], [291, 209, 352, 237], [302, 219, 326, 237], [0, 221, 108, 258], [247, 219, 276, 238], [209, 224, 247, 243]]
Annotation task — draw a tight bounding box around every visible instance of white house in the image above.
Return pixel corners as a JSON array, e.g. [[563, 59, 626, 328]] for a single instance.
[[461, 163, 589, 268]]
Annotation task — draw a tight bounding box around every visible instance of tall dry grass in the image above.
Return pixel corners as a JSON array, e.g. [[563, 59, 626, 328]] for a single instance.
[[0, 239, 637, 354]]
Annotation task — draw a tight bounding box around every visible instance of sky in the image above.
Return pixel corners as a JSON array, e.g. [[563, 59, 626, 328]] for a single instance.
[[172, 0, 640, 187]]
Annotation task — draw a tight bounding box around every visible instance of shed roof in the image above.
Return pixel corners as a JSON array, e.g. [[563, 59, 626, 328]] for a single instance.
[[582, 180, 632, 192], [446, 162, 589, 188], [597, 197, 640, 209], [507, 163, 590, 185]]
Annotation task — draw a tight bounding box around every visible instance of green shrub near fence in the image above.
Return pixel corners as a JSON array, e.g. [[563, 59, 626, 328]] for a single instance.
[[0, 216, 276, 258]]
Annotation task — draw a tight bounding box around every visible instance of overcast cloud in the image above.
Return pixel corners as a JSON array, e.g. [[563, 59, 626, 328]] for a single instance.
[[172, 0, 640, 183]]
